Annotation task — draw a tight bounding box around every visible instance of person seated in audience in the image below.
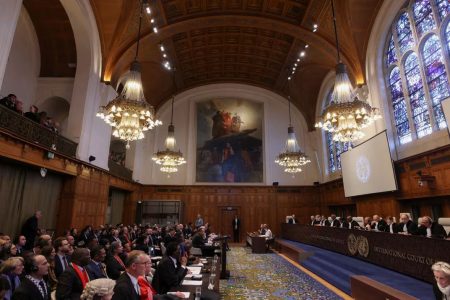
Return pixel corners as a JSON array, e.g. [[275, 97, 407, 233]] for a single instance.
[[0, 277, 11, 300], [342, 216, 360, 229], [119, 227, 131, 248], [40, 245, 58, 292], [191, 227, 206, 249], [183, 223, 193, 239], [56, 248, 92, 300], [109, 229, 121, 245], [418, 216, 447, 239], [0, 94, 17, 111], [371, 215, 387, 232], [384, 216, 398, 234], [86, 246, 107, 280], [151, 243, 189, 295], [53, 237, 71, 279], [0, 244, 17, 262], [363, 217, 372, 230], [14, 100, 23, 115], [317, 215, 327, 226], [13, 235, 26, 256], [0, 257, 24, 300], [105, 241, 125, 280], [12, 254, 50, 300], [432, 261, 450, 300], [398, 213, 418, 235], [80, 278, 115, 300], [134, 235, 150, 254], [163, 228, 178, 245], [309, 215, 315, 225], [329, 214, 340, 227], [24, 105, 40, 123]]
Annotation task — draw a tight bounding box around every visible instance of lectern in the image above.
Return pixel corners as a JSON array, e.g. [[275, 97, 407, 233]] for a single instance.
[[213, 235, 230, 279]]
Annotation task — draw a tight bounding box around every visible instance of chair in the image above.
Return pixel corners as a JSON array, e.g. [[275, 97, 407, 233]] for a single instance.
[[438, 218, 450, 235]]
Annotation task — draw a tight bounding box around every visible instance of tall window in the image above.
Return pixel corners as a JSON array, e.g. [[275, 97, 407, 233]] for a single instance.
[[385, 0, 450, 145], [324, 89, 352, 173]]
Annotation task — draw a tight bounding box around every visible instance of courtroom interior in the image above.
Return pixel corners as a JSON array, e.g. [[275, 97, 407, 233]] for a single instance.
[[0, 0, 449, 299]]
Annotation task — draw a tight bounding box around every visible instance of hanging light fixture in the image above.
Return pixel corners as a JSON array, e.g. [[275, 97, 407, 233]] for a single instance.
[[96, 0, 162, 149], [152, 71, 186, 174], [314, 0, 381, 143], [275, 81, 311, 174]]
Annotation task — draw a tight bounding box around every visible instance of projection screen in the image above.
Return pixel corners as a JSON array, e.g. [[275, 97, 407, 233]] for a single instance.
[[341, 131, 397, 197]]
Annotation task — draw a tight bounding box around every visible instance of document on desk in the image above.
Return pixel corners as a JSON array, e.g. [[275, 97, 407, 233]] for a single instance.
[[187, 266, 202, 275], [190, 263, 204, 267], [182, 280, 203, 286], [168, 292, 190, 298]]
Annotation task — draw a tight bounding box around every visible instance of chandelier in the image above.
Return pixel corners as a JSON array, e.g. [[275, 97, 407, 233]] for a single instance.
[[275, 92, 311, 174], [314, 0, 381, 143], [96, 1, 161, 149], [152, 73, 186, 174]]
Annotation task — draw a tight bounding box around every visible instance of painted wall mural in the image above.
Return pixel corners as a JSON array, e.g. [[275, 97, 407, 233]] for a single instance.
[[196, 99, 263, 183]]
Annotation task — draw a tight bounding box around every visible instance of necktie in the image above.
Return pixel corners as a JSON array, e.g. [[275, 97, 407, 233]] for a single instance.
[[99, 263, 107, 277], [63, 256, 69, 269], [39, 281, 47, 299]]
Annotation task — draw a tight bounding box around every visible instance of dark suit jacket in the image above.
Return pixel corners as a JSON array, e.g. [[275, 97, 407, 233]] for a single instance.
[[55, 266, 84, 300], [192, 234, 205, 248], [398, 220, 419, 235], [433, 282, 445, 300], [21, 216, 38, 249], [86, 260, 107, 280], [371, 220, 387, 232], [152, 256, 187, 294], [330, 219, 341, 227], [12, 277, 50, 300], [112, 273, 177, 300], [384, 223, 399, 233], [418, 222, 447, 239], [54, 255, 70, 279], [106, 255, 125, 280]]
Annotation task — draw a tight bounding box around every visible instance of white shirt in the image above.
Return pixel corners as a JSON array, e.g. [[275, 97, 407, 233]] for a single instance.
[[426, 227, 432, 237], [263, 229, 273, 240], [127, 273, 140, 295], [403, 223, 408, 233], [389, 224, 394, 233], [57, 254, 67, 270]]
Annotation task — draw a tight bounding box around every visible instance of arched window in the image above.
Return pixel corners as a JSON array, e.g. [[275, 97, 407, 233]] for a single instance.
[[324, 89, 352, 173], [384, 0, 450, 145]]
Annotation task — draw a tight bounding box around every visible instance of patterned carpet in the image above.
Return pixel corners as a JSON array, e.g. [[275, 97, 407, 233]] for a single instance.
[[220, 247, 343, 300]]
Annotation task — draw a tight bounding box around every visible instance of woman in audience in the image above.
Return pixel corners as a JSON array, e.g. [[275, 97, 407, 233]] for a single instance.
[[432, 261, 450, 300], [40, 245, 58, 292], [0, 244, 17, 262], [105, 241, 125, 280], [0, 257, 24, 300], [80, 278, 115, 300]]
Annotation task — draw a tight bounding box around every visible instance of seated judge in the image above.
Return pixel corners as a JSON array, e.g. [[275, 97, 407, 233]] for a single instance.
[[431, 261, 450, 300], [151, 242, 189, 295], [398, 213, 418, 235], [342, 216, 360, 229], [384, 216, 399, 234], [319, 215, 329, 227], [309, 216, 315, 226], [363, 217, 372, 230], [329, 215, 340, 227], [371, 215, 387, 232], [287, 214, 297, 224], [418, 216, 447, 239], [80, 278, 115, 300], [56, 248, 92, 300]]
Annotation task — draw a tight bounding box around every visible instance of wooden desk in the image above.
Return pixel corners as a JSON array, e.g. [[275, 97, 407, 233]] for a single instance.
[[281, 223, 450, 283], [246, 233, 267, 253]]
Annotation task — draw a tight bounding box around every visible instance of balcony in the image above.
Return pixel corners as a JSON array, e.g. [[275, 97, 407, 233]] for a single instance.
[[108, 159, 133, 181], [0, 104, 77, 157]]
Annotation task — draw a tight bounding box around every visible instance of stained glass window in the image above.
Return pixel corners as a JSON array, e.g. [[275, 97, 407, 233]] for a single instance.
[[436, 0, 450, 20], [396, 12, 415, 54], [413, 0, 436, 38], [404, 53, 432, 138], [389, 67, 412, 144], [422, 35, 449, 129], [384, 0, 449, 146]]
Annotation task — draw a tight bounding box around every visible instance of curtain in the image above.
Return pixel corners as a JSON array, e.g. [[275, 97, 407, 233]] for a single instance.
[[0, 161, 63, 237], [110, 189, 125, 225]]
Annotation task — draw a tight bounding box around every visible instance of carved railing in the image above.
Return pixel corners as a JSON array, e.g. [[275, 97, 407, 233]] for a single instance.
[[0, 105, 78, 157], [108, 159, 133, 180]]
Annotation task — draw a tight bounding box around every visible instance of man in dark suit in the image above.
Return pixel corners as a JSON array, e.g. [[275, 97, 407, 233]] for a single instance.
[[152, 242, 189, 294], [329, 215, 341, 227], [418, 216, 447, 239], [12, 254, 50, 300], [86, 245, 107, 280], [319, 215, 329, 226], [53, 237, 71, 279], [398, 213, 419, 235], [384, 216, 399, 234], [342, 216, 360, 229], [287, 214, 298, 224], [371, 215, 388, 232], [55, 248, 91, 300], [163, 228, 178, 245], [232, 215, 240, 243], [21, 211, 42, 250]]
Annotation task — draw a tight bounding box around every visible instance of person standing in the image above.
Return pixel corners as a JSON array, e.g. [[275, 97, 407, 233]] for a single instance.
[[21, 211, 42, 250], [232, 215, 240, 243], [194, 214, 204, 229]]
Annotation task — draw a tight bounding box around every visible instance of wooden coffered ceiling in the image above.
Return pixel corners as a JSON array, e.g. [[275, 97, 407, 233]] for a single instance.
[[24, 0, 383, 130]]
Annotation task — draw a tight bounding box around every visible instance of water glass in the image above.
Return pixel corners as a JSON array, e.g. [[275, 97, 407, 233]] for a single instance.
[[195, 287, 201, 300]]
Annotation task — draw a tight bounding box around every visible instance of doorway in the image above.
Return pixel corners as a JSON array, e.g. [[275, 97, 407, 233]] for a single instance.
[[219, 207, 240, 240]]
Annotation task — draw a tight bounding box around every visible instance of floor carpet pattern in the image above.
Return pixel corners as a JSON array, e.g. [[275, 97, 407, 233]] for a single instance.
[[219, 247, 343, 300]]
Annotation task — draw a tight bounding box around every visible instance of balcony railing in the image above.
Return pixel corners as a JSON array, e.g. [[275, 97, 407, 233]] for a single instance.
[[0, 105, 78, 157], [108, 159, 133, 180]]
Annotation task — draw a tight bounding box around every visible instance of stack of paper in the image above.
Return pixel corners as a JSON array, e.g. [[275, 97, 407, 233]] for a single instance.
[[182, 280, 202, 286], [187, 266, 202, 275]]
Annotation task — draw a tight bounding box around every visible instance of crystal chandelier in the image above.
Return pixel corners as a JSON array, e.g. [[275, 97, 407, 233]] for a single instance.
[[314, 0, 381, 143], [96, 1, 161, 149], [152, 73, 186, 174], [275, 92, 311, 174]]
